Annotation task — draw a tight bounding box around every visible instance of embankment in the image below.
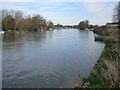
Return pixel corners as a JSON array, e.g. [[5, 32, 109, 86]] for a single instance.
[[81, 29, 119, 88]]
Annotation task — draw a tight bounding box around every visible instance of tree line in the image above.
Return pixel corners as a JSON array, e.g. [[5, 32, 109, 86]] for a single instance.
[[1, 9, 54, 31], [78, 20, 100, 30], [2, 6, 119, 31]]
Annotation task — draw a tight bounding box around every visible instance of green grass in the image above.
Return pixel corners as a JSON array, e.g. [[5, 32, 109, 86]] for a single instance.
[[80, 28, 119, 88]]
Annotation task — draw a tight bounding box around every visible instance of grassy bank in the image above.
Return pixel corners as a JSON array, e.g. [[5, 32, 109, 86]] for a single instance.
[[76, 28, 119, 88]]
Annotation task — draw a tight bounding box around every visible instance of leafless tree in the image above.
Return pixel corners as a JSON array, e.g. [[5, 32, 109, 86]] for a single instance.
[[113, 1, 120, 23], [14, 11, 23, 30], [2, 9, 9, 19]]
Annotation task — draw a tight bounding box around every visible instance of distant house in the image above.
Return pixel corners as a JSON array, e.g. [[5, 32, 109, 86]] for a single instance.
[[105, 22, 119, 29]]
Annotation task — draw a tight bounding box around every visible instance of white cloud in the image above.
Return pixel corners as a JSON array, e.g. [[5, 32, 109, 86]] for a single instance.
[[51, 16, 63, 20], [1, 0, 35, 2], [2, 2, 66, 24], [2, 2, 66, 15], [2, 3, 29, 12], [61, 7, 73, 10], [81, 2, 115, 25], [1, 2, 117, 25], [83, 2, 114, 15], [2, 2, 53, 14], [1, 0, 119, 2]]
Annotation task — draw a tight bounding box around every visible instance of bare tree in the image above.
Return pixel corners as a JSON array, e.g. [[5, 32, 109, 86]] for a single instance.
[[2, 9, 9, 19], [14, 11, 23, 22], [14, 11, 23, 30], [113, 1, 120, 23]]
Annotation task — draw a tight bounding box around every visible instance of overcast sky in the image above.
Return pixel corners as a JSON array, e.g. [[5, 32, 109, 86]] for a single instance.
[[1, 0, 118, 25]]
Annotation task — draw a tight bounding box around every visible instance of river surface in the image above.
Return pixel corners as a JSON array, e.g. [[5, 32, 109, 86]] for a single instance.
[[2, 29, 105, 88]]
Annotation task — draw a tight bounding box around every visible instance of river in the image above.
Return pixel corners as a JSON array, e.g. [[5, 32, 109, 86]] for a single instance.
[[2, 29, 105, 88]]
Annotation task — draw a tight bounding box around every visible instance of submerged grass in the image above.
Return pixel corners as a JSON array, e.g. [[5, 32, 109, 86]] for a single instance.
[[78, 28, 120, 88]]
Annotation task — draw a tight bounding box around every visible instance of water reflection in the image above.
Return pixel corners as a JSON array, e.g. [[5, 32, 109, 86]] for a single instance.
[[2, 29, 105, 88]]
